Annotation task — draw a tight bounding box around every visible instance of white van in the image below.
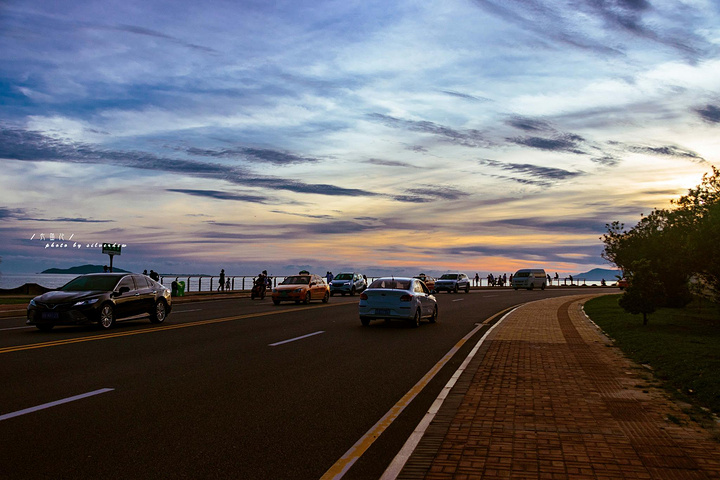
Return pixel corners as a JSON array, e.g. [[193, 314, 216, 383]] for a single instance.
[[512, 269, 547, 290]]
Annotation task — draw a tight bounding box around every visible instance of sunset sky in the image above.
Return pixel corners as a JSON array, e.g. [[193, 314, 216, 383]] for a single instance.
[[1, 0, 719, 277]]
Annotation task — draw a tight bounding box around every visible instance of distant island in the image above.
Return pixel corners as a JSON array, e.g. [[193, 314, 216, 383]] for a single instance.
[[41, 264, 132, 274], [573, 268, 622, 280]]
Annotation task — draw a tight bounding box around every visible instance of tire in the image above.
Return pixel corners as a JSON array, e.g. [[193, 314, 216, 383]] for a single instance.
[[273, 299, 280, 305], [465, 284, 470, 293], [322, 291, 329, 303], [350, 287, 356, 296], [429, 305, 438, 323], [304, 292, 311, 304], [453, 284, 458, 294], [98, 303, 115, 330], [409, 309, 421, 328], [150, 300, 167, 324], [541, 283, 546, 290], [360, 316, 370, 326], [36, 324, 54, 332]]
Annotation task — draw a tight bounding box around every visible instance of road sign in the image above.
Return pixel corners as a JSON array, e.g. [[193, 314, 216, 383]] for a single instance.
[[102, 243, 122, 256]]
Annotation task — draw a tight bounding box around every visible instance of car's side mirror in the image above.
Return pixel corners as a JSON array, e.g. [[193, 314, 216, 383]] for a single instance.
[[117, 286, 130, 295]]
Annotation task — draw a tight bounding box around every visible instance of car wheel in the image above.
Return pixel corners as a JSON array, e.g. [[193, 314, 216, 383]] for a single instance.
[[409, 309, 421, 328], [36, 324, 54, 332], [541, 283, 546, 290], [150, 300, 167, 324], [304, 292, 311, 304], [465, 284, 470, 293], [98, 303, 115, 330], [360, 316, 370, 326], [322, 291, 329, 303], [273, 299, 280, 305], [453, 284, 458, 294], [351, 287, 356, 296], [429, 305, 438, 323]]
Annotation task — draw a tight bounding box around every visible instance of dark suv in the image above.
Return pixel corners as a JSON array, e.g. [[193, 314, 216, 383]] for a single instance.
[[330, 272, 367, 296], [27, 273, 172, 331], [433, 273, 471, 293]]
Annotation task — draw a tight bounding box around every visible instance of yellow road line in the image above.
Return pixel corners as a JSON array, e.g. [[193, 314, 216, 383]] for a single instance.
[[320, 305, 517, 480], [0, 303, 346, 355]]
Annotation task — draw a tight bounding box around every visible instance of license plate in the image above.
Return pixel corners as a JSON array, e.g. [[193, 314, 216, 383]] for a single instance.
[[375, 308, 391, 315], [41, 311, 59, 320]]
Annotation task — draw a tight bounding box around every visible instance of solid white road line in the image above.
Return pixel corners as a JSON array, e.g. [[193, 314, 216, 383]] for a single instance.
[[452, 298, 465, 302], [269, 330, 325, 347], [0, 388, 115, 422], [320, 307, 521, 480], [0, 326, 34, 331], [379, 307, 518, 480]]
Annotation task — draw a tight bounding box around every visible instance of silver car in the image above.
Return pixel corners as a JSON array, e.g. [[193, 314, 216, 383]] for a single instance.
[[358, 277, 438, 327], [434, 273, 471, 293]]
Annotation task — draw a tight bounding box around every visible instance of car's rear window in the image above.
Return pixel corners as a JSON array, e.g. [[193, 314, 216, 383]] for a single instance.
[[369, 279, 411, 290], [282, 275, 311, 285], [60, 275, 122, 292]]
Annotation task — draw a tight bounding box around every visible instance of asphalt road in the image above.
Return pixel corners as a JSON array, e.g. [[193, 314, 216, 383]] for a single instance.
[[0, 287, 608, 479]]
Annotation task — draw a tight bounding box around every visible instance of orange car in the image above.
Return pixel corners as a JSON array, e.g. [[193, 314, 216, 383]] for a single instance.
[[617, 278, 629, 290], [414, 274, 436, 293], [272, 273, 330, 305]]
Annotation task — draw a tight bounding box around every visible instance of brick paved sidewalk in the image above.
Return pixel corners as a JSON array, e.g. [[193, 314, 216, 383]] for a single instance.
[[395, 295, 720, 479]]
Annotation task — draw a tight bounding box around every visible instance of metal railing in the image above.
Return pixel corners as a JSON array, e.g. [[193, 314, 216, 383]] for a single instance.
[[158, 275, 612, 293]]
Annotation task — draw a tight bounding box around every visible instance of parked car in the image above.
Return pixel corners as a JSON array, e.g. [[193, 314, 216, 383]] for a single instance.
[[511, 268, 547, 290], [330, 272, 367, 296], [617, 278, 629, 290], [359, 277, 437, 327], [414, 273, 436, 292], [272, 273, 330, 305], [26, 273, 172, 331], [433, 273, 471, 293]]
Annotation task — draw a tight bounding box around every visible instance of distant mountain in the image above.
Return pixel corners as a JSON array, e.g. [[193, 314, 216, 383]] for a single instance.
[[574, 268, 622, 280], [41, 264, 131, 274]]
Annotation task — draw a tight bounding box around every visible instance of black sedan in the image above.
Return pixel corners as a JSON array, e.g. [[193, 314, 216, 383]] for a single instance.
[[27, 273, 172, 331]]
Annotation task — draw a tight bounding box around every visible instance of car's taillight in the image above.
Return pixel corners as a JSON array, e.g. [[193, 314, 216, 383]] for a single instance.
[[400, 294, 412, 302], [360, 293, 368, 300]]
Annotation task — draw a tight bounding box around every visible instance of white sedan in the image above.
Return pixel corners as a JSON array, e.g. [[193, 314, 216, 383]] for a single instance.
[[358, 277, 438, 327]]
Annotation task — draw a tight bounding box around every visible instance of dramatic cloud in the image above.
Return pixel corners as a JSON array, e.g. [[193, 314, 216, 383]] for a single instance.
[[0, 0, 716, 276], [621, 143, 706, 163], [479, 159, 583, 182], [0, 126, 378, 198], [508, 134, 586, 154], [696, 105, 720, 124], [167, 189, 270, 204], [367, 113, 492, 148], [184, 147, 320, 165]]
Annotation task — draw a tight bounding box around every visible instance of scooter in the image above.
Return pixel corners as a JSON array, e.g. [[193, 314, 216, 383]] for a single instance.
[[251, 277, 266, 300]]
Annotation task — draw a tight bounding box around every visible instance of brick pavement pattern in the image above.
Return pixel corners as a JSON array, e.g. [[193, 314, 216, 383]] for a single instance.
[[397, 295, 720, 479]]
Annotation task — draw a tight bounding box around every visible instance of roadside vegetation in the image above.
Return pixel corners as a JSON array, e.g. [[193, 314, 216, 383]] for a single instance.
[[585, 294, 720, 420], [597, 168, 720, 429], [602, 166, 720, 323]]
